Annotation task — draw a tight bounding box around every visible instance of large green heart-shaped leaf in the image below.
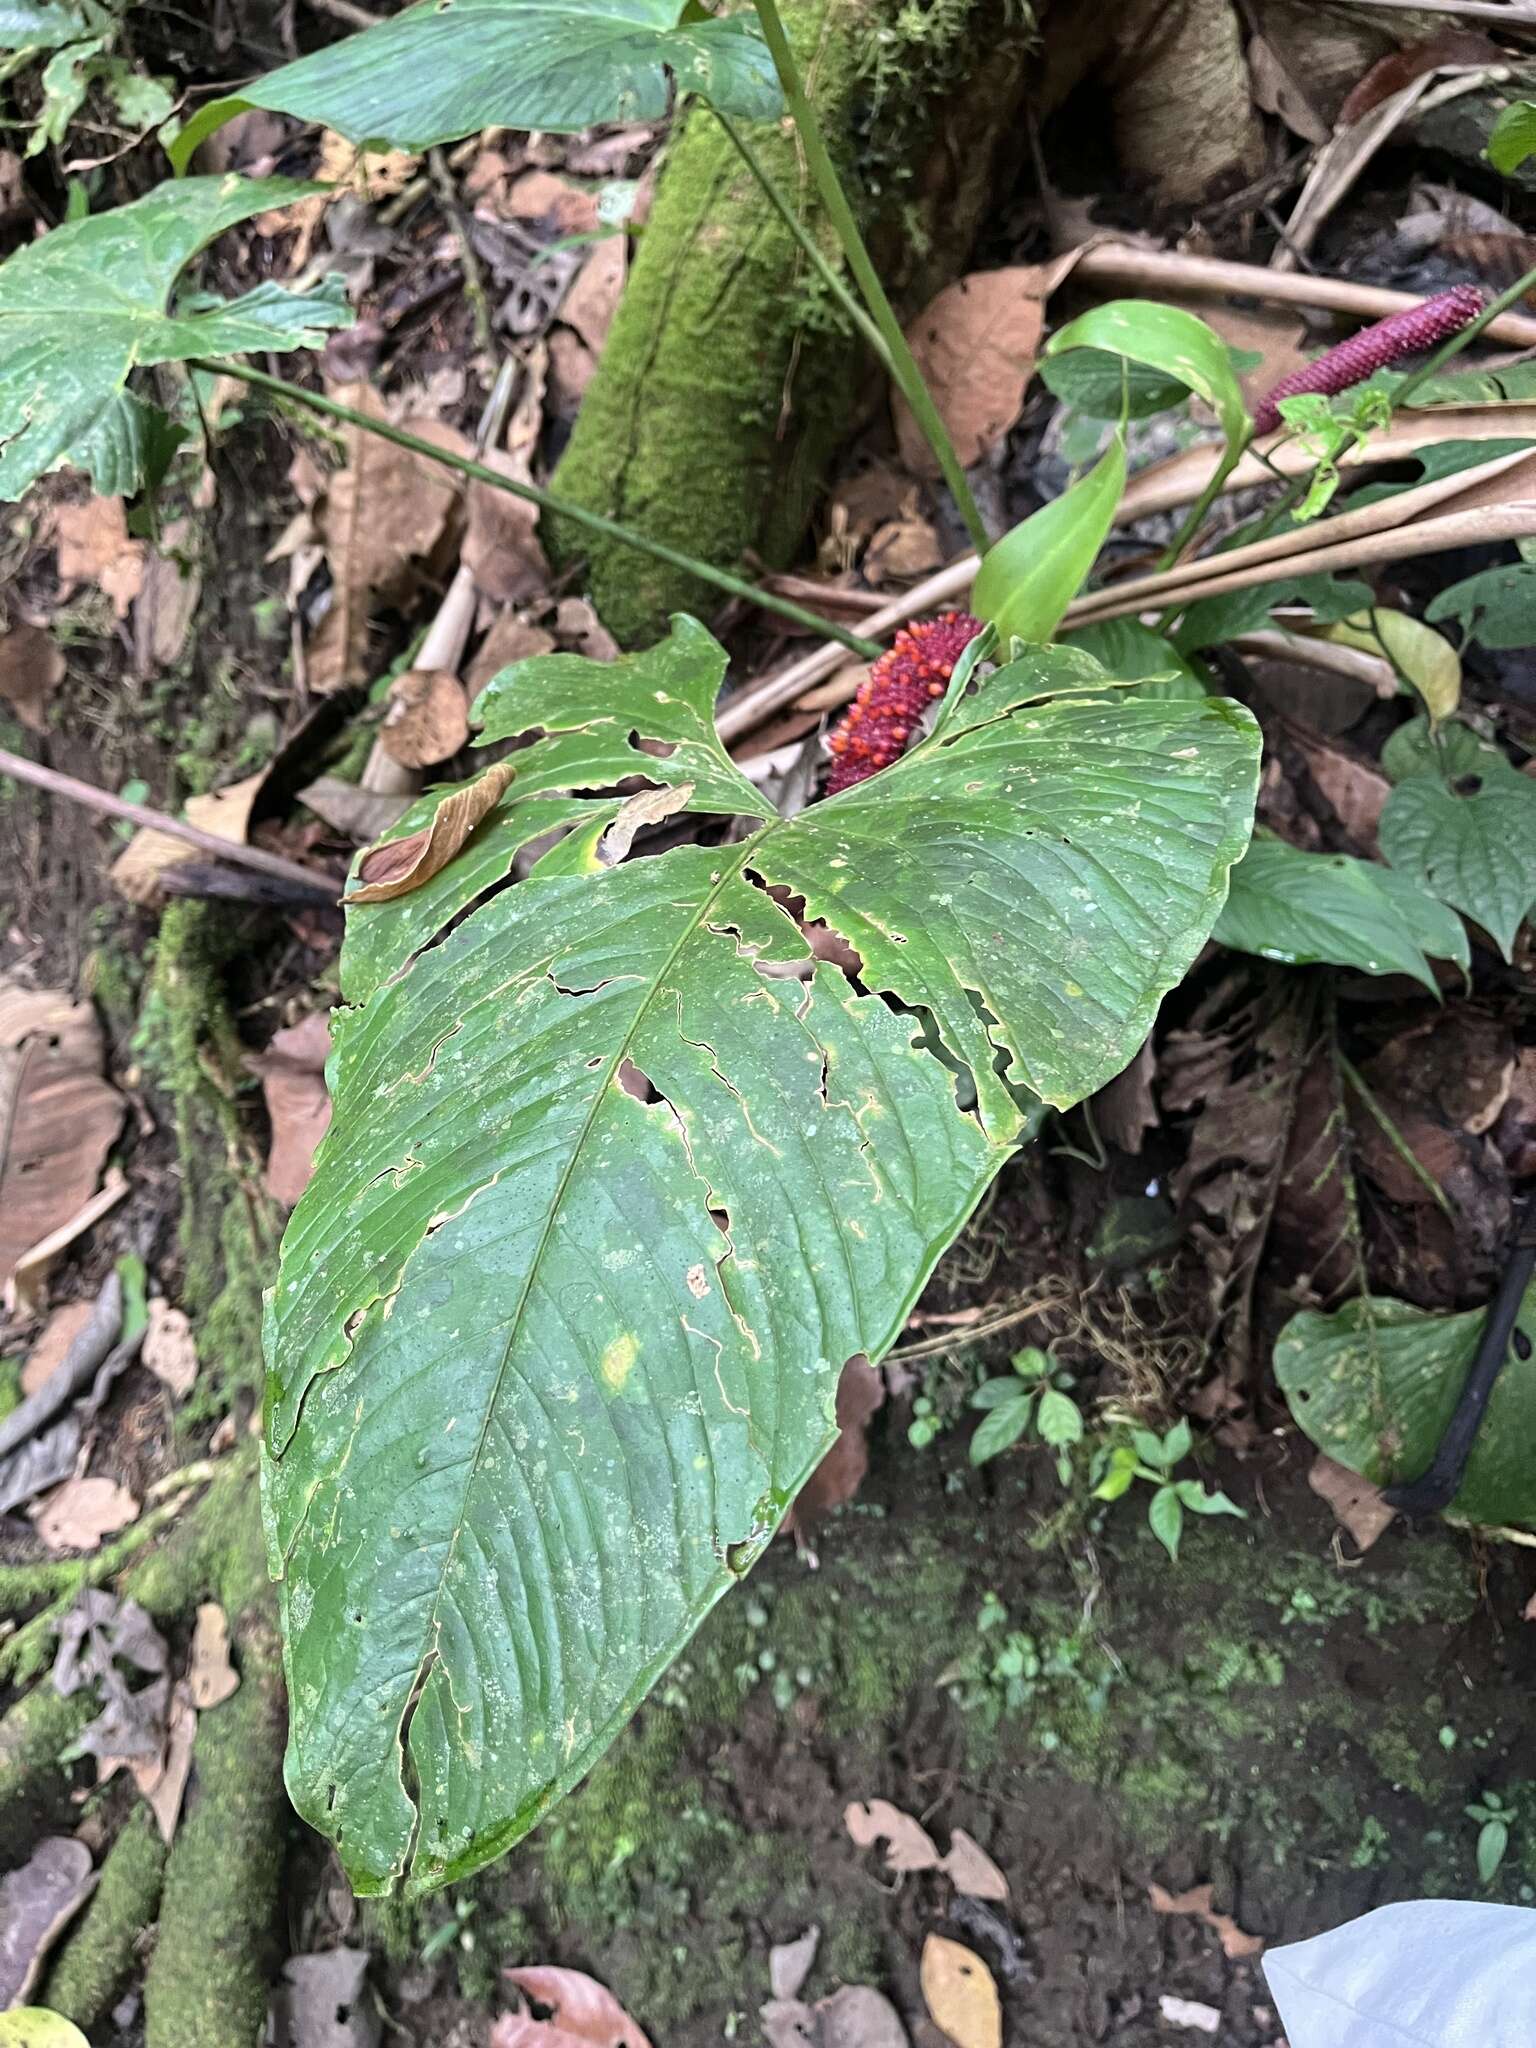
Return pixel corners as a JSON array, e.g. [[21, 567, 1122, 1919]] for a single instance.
[[0, 176, 349, 498], [1378, 728, 1536, 962], [1276, 1287, 1536, 1530], [267, 621, 1259, 1896], [171, 0, 782, 168]]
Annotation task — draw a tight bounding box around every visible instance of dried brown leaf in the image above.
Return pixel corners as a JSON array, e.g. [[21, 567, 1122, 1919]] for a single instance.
[[377, 667, 471, 769], [1148, 1880, 1264, 1959], [467, 612, 557, 699], [548, 328, 598, 414], [0, 619, 64, 733], [1246, 32, 1332, 144], [843, 1797, 940, 1875], [274, 1947, 378, 2048], [348, 759, 517, 904], [1307, 1453, 1394, 1554], [21, 1298, 96, 1398], [142, 1297, 198, 1400], [465, 453, 548, 606], [298, 777, 415, 842], [1338, 29, 1501, 125], [109, 769, 268, 906], [769, 1928, 821, 2003], [938, 1829, 1009, 1903], [0, 980, 123, 1298], [132, 524, 202, 676], [864, 516, 942, 585], [504, 169, 601, 236], [598, 782, 695, 867], [764, 1987, 910, 2048], [47, 496, 144, 615], [560, 235, 626, 357], [894, 270, 1044, 476], [555, 598, 619, 663], [188, 1601, 239, 1710], [139, 1682, 196, 1844], [0, 1837, 96, 2005], [246, 1011, 333, 1208], [30, 1476, 139, 1553], [785, 1358, 885, 1537], [499, 1966, 654, 2048], [920, 1936, 1000, 2048]]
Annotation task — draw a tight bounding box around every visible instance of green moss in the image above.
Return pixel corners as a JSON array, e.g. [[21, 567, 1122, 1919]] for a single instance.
[[0, 1355, 21, 1425], [142, 1613, 287, 2048], [134, 902, 279, 1414], [46, 1808, 167, 2026]]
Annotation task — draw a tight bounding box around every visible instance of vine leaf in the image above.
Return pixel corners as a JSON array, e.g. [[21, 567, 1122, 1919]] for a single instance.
[[170, 0, 783, 167], [0, 176, 348, 498], [1275, 1285, 1536, 1530], [1378, 722, 1536, 961], [1214, 838, 1468, 990], [267, 621, 1259, 1897]]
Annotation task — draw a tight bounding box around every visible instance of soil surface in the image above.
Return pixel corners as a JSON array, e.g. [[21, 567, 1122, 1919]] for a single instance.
[[351, 1159, 1536, 2048]]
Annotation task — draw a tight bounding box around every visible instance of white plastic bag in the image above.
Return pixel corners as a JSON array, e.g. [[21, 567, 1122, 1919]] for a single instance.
[[1265, 1899, 1536, 2046]]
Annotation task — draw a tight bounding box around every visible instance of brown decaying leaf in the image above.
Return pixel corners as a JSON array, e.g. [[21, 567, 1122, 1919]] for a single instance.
[[467, 612, 557, 700], [349, 759, 517, 904], [0, 979, 124, 1298], [1148, 1880, 1265, 1959], [864, 516, 942, 585], [560, 234, 626, 357], [1307, 1453, 1395, 1554], [246, 1011, 333, 1208], [495, 1966, 654, 2048], [1337, 28, 1501, 125], [299, 777, 415, 842], [555, 597, 620, 664], [1523, 1592, 1536, 1622], [920, 1936, 1000, 2048], [763, 1986, 910, 2048], [30, 1476, 140, 1553], [844, 1798, 940, 1874], [187, 1601, 239, 1710], [275, 1947, 379, 2048], [0, 1836, 96, 2006], [1246, 31, 1331, 144], [0, 618, 64, 732], [938, 1830, 1010, 1904], [142, 1297, 198, 1400], [785, 1358, 885, 1537], [1288, 733, 1390, 847], [465, 451, 548, 606], [22, 1298, 96, 1398], [501, 167, 602, 236], [893, 270, 1044, 477], [47, 496, 145, 616], [308, 386, 464, 692], [132, 518, 201, 676], [377, 668, 471, 769], [769, 1928, 821, 2004], [139, 1682, 196, 1844], [598, 782, 695, 867], [110, 768, 269, 906]]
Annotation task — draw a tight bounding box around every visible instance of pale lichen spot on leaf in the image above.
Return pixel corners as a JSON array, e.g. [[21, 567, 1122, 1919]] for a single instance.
[[686, 1263, 710, 1300], [600, 1331, 640, 1392]]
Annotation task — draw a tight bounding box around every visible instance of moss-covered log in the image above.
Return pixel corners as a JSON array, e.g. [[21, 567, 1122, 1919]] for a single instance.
[[46, 1809, 167, 2029], [549, 0, 1034, 644]]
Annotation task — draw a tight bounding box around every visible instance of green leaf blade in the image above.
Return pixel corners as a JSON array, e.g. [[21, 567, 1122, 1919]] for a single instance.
[[173, 0, 782, 167], [1214, 838, 1460, 990], [972, 433, 1126, 645], [269, 626, 1260, 1896], [0, 176, 347, 498], [1044, 299, 1251, 459], [1379, 774, 1536, 961]]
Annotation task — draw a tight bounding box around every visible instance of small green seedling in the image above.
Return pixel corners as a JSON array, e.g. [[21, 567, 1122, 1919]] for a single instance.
[[1277, 387, 1392, 520], [1091, 1419, 1245, 1561], [1468, 1792, 1515, 1886], [968, 1345, 1084, 1480]]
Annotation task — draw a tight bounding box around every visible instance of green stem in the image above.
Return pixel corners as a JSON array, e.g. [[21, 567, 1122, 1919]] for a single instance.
[[712, 108, 892, 368], [190, 359, 883, 659], [1156, 440, 1248, 572], [746, 0, 992, 556]]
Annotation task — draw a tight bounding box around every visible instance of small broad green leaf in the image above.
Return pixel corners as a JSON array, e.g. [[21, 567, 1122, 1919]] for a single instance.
[[1044, 300, 1250, 462], [1147, 1485, 1183, 1560], [972, 433, 1125, 643], [171, 0, 782, 168], [1175, 1480, 1244, 1517], [1275, 1284, 1536, 1530], [1379, 715, 1505, 787], [1035, 1386, 1083, 1448], [969, 1398, 1034, 1466], [1320, 609, 1459, 727], [972, 1377, 1030, 1410], [270, 624, 1259, 1896], [0, 2014, 91, 2048], [1162, 1418, 1192, 1466], [0, 3, 103, 47], [1093, 1450, 1139, 1502], [1039, 350, 1189, 423], [1490, 99, 1536, 175], [1062, 617, 1205, 701], [0, 177, 348, 499], [1379, 768, 1536, 962], [1172, 572, 1371, 654], [1214, 838, 1465, 991], [1477, 1818, 1510, 1885], [1426, 561, 1536, 651], [1010, 1345, 1050, 1380], [1131, 1428, 1168, 1468]]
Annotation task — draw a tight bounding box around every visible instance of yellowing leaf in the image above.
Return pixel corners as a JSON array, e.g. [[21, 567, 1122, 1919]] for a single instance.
[[920, 1936, 1000, 2048], [1320, 609, 1460, 729]]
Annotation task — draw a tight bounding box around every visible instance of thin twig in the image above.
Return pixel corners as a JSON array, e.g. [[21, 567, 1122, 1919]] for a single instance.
[[0, 748, 338, 900], [1339, 1053, 1457, 1221], [308, 0, 381, 24], [429, 147, 497, 358]]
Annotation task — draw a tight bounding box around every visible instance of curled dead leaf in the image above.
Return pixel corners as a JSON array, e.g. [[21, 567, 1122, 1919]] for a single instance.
[[1306, 1453, 1394, 1555], [598, 782, 694, 867], [496, 1965, 654, 2048], [939, 1829, 1009, 1903], [843, 1797, 940, 1875], [0, 1838, 96, 2006], [349, 760, 516, 904], [785, 1358, 884, 1538], [378, 668, 471, 769]]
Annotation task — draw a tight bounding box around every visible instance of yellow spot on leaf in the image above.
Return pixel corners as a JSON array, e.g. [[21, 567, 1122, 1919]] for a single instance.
[[601, 1332, 639, 1392]]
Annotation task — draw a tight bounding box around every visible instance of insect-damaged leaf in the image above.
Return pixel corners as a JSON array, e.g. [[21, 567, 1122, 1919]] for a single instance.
[[0, 176, 349, 499], [267, 619, 1258, 1895], [171, 0, 783, 167]]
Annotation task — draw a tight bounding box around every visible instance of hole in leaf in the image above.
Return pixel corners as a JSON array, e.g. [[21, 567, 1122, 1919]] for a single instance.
[[1454, 774, 1483, 796], [616, 1058, 655, 1104], [628, 729, 677, 758], [1515, 1329, 1532, 1363]]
